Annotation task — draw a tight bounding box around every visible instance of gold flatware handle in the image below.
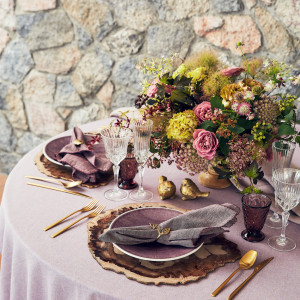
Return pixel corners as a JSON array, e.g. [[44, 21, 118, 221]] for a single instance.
[[211, 267, 241, 297], [44, 209, 81, 231], [51, 205, 105, 238], [228, 257, 274, 300], [27, 182, 92, 199], [51, 214, 89, 238], [228, 271, 256, 300], [26, 176, 60, 184]]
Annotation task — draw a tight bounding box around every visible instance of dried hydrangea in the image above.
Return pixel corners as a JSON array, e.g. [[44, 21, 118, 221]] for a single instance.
[[228, 136, 266, 178], [166, 110, 198, 143], [173, 142, 209, 176]]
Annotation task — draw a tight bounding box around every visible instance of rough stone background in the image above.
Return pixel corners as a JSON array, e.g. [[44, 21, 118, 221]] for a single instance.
[[0, 0, 299, 174]]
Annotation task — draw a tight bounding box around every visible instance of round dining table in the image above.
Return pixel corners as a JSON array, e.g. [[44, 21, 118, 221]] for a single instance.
[[1, 118, 300, 300]]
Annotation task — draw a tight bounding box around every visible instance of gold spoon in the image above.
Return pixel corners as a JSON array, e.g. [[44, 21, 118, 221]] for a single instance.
[[211, 250, 257, 297], [25, 176, 82, 189]]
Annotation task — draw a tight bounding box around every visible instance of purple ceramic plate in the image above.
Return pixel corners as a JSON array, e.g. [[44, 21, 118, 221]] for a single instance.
[[43, 135, 112, 173], [109, 207, 203, 262]]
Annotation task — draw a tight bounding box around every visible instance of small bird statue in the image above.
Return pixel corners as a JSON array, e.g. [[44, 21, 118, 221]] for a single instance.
[[157, 176, 176, 200], [180, 178, 210, 200]]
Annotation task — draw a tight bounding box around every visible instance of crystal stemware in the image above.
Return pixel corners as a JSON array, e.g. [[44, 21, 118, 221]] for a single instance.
[[100, 127, 131, 201], [268, 168, 300, 251], [129, 119, 153, 201], [265, 141, 295, 228]]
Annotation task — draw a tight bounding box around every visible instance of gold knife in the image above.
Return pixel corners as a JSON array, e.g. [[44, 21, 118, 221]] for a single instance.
[[228, 257, 274, 300], [27, 182, 94, 200]]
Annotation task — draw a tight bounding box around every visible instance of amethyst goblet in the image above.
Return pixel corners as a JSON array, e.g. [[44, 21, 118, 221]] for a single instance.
[[241, 193, 271, 242]]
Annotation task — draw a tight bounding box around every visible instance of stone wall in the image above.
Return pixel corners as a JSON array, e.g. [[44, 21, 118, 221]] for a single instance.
[[0, 0, 299, 174]]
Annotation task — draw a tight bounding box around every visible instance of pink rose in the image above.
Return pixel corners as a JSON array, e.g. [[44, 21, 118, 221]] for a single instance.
[[146, 78, 159, 98], [193, 129, 218, 160], [220, 67, 245, 77], [193, 101, 213, 123]]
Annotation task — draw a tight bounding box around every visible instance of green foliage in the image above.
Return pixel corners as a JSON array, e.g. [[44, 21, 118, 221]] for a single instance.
[[228, 125, 245, 134], [244, 160, 264, 185], [199, 120, 216, 131], [277, 123, 296, 137], [218, 137, 230, 156], [210, 96, 224, 111]]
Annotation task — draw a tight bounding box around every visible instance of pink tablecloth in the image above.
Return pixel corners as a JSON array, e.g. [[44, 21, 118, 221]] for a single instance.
[[0, 118, 300, 300]]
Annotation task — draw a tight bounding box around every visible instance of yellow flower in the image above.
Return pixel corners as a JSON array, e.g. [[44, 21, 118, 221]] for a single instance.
[[172, 64, 187, 79], [220, 84, 242, 108], [166, 110, 198, 143], [186, 67, 206, 83]]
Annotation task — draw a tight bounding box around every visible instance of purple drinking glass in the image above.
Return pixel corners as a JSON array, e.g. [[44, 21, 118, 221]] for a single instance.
[[241, 194, 272, 242], [119, 152, 138, 190]]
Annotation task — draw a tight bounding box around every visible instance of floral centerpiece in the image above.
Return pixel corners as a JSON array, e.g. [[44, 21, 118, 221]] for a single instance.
[[133, 43, 300, 193]]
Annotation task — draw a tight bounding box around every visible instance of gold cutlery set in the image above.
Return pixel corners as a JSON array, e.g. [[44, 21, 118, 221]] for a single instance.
[[26, 176, 105, 238], [212, 249, 274, 299]]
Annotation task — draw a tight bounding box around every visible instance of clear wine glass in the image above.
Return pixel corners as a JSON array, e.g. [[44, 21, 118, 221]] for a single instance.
[[100, 127, 131, 201], [265, 141, 295, 228], [129, 119, 153, 201], [268, 168, 300, 251]]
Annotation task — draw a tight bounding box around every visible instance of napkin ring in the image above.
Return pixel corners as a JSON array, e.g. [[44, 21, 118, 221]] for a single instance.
[[74, 139, 84, 146], [149, 223, 171, 240]]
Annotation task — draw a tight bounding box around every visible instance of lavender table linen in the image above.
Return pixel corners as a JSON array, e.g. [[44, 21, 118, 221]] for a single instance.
[[0, 118, 300, 300], [99, 203, 239, 247]]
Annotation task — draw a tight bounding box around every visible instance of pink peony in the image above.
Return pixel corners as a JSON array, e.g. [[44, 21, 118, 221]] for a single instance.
[[220, 67, 245, 77], [193, 101, 213, 123], [193, 129, 218, 160]]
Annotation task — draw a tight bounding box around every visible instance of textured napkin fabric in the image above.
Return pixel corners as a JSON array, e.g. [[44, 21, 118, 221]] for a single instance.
[[98, 203, 240, 248], [59, 127, 108, 183]]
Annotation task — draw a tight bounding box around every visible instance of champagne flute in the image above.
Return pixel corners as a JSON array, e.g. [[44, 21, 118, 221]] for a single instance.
[[100, 127, 131, 201], [268, 168, 300, 251], [265, 141, 295, 228], [129, 119, 153, 201]]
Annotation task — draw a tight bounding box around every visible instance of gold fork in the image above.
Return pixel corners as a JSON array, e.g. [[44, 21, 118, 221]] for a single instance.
[[44, 198, 98, 231], [51, 204, 106, 238]]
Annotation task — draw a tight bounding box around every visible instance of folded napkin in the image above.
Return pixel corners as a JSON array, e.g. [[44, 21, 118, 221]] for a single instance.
[[59, 127, 112, 183], [98, 203, 239, 248]]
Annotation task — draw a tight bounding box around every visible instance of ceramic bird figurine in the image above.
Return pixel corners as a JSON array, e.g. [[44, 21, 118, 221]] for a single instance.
[[157, 176, 176, 200], [180, 178, 210, 200]]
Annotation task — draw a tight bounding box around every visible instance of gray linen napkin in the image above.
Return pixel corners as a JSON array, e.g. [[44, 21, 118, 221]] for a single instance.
[[59, 127, 106, 183], [98, 203, 240, 248]]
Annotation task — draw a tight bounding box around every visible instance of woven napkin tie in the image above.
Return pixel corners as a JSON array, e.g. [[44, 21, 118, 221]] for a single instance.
[[98, 203, 240, 248]]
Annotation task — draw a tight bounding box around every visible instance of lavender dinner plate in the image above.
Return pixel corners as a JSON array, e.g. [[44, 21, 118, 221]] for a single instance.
[[43, 135, 112, 173], [109, 207, 203, 262]]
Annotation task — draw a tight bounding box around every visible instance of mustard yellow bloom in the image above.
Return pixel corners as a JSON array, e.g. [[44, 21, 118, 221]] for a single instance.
[[186, 67, 206, 83], [166, 110, 198, 143], [172, 64, 187, 79]]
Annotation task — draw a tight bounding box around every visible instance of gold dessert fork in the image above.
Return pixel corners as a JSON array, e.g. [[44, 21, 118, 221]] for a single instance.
[[44, 198, 98, 231], [51, 204, 106, 238]]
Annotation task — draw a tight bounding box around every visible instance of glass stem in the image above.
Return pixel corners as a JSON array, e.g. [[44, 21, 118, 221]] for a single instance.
[[278, 211, 289, 245], [113, 165, 120, 192], [138, 164, 145, 193], [271, 200, 280, 221]]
